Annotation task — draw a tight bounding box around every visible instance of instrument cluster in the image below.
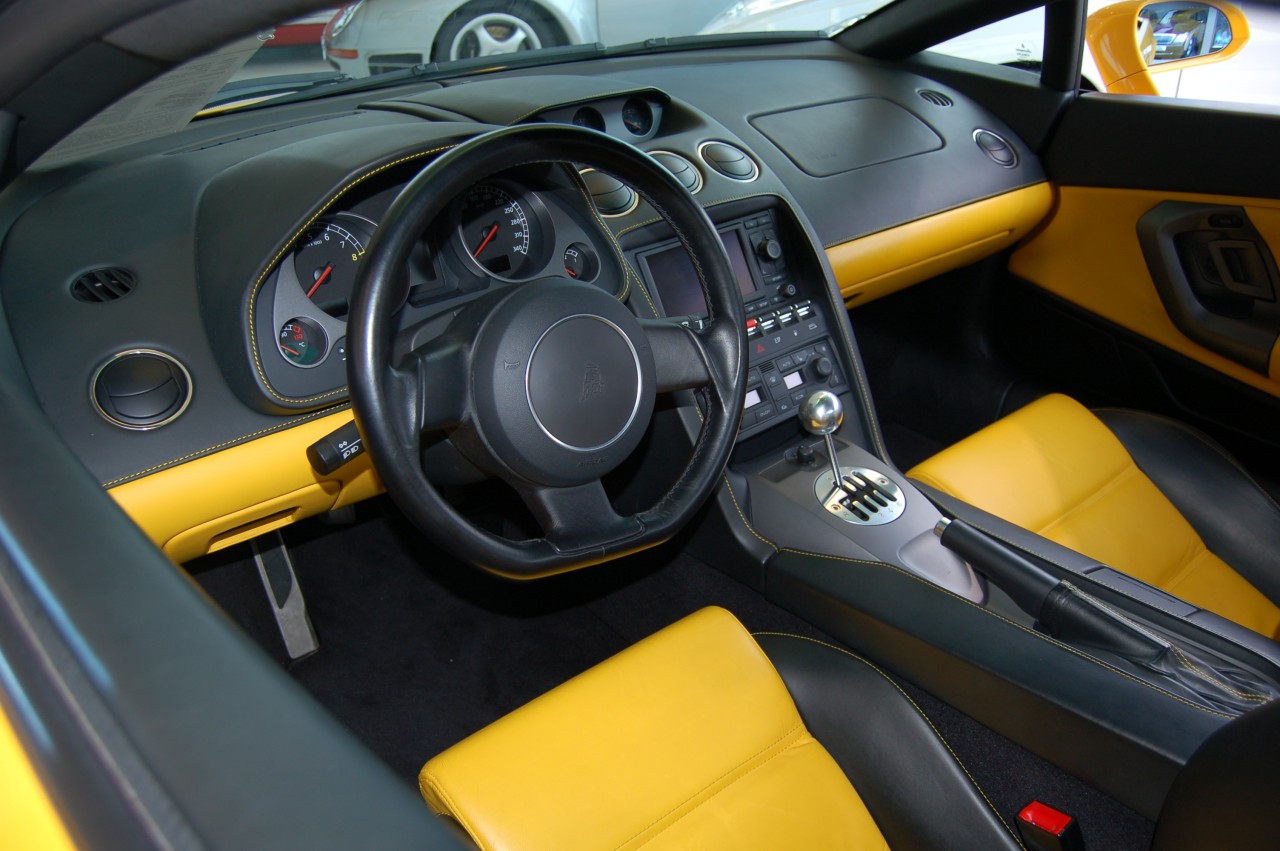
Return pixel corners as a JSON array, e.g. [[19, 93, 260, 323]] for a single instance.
[[257, 171, 617, 401]]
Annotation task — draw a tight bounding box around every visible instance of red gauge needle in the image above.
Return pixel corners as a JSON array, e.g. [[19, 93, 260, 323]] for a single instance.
[[281, 345, 301, 356], [472, 223, 499, 258], [306, 263, 333, 298]]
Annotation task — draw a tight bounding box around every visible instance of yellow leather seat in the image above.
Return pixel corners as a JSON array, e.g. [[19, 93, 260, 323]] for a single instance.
[[908, 394, 1280, 639], [420, 606, 1022, 850]]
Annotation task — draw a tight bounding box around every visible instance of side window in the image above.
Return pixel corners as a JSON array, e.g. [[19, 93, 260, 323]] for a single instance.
[[929, 1, 1280, 107], [929, 9, 1052, 81], [1116, 0, 1278, 106]]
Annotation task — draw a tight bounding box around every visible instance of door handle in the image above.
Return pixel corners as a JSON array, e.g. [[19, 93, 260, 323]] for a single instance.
[[1138, 202, 1280, 374]]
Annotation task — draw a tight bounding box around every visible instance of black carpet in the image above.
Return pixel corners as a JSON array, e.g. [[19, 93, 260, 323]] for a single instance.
[[191, 499, 1155, 849], [191, 499, 826, 782]]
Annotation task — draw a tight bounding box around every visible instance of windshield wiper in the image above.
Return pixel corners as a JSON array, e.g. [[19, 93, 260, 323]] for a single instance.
[[208, 43, 612, 116], [600, 31, 828, 59], [203, 71, 355, 112]]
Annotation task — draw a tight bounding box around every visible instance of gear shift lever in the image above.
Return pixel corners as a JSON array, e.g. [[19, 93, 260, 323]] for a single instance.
[[800, 390, 844, 491]]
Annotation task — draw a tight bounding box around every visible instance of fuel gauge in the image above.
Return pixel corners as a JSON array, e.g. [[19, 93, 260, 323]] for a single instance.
[[278, 317, 328, 367]]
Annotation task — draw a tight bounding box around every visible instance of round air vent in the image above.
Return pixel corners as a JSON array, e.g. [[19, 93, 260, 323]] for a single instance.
[[973, 129, 1018, 168], [71, 267, 136, 303], [698, 141, 758, 182], [649, 151, 702, 194], [579, 169, 638, 217], [91, 349, 192, 430], [918, 89, 954, 108]]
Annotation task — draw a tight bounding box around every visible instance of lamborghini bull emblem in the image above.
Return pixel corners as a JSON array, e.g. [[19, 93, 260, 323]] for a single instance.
[[580, 362, 604, 402]]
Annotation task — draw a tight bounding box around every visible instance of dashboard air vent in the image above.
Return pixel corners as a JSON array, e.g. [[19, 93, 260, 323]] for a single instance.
[[698, 141, 758, 182], [71, 267, 136, 303], [91, 349, 192, 430], [973, 129, 1018, 168], [918, 90, 954, 108], [649, 151, 702, 194], [580, 169, 638, 217]]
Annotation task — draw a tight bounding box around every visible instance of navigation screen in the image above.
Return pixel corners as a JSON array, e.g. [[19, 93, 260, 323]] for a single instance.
[[644, 229, 757, 317]]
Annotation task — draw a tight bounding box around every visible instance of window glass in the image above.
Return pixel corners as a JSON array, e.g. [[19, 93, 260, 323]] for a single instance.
[[929, 1, 1280, 108]]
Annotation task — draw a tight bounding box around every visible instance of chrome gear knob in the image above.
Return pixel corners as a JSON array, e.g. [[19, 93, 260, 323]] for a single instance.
[[800, 390, 844, 436], [799, 390, 846, 493]]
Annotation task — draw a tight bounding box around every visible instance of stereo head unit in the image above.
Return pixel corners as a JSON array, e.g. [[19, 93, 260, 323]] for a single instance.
[[635, 209, 794, 321]]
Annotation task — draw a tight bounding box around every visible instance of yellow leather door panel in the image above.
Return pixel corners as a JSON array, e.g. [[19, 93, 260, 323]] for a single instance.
[[1009, 186, 1280, 398]]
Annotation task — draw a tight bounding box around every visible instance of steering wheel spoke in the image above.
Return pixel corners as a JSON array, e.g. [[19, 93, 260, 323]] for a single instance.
[[518, 480, 641, 554], [396, 338, 470, 435], [640, 319, 713, 392]]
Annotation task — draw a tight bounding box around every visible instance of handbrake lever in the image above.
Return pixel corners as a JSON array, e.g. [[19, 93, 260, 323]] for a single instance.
[[935, 517, 1277, 712]]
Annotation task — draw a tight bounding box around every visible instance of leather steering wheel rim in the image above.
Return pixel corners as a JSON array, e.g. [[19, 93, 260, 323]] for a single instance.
[[349, 124, 746, 577]]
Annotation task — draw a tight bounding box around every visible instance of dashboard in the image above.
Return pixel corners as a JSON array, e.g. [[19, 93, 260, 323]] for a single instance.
[[0, 40, 1047, 561]]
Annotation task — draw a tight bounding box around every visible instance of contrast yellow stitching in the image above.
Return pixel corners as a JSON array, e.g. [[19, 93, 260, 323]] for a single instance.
[[558, 163, 645, 307], [246, 144, 456, 404], [101, 405, 350, 488], [775, 548, 1235, 719], [613, 191, 775, 239], [721, 474, 779, 552]]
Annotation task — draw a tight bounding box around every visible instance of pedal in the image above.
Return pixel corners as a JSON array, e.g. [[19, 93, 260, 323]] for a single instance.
[[250, 531, 319, 661]]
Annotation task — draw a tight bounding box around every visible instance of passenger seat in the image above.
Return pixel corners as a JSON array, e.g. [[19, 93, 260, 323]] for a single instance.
[[908, 394, 1280, 639]]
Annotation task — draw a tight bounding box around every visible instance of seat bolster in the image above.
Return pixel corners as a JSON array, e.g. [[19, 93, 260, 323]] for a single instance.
[[1097, 409, 1280, 609], [756, 633, 1024, 851]]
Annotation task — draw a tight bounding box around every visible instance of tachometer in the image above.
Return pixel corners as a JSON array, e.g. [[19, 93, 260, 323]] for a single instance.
[[293, 214, 374, 318], [457, 184, 543, 279]]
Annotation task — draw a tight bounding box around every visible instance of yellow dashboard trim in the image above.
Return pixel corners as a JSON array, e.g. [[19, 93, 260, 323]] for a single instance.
[[0, 704, 75, 851], [108, 409, 382, 564], [1009, 186, 1280, 399], [826, 183, 1053, 307]]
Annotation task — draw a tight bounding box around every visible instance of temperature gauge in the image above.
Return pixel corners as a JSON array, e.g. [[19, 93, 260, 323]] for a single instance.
[[278, 317, 328, 367], [563, 243, 598, 281]]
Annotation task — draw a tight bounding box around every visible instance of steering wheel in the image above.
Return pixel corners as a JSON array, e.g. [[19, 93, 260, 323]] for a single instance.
[[348, 124, 746, 577]]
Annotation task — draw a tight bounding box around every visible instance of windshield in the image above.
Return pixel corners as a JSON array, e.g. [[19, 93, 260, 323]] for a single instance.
[[236, 0, 897, 89]]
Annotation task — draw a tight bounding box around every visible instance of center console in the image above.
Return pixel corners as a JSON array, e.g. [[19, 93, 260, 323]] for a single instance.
[[629, 198, 1280, 821], [629, 202, 980, 599]]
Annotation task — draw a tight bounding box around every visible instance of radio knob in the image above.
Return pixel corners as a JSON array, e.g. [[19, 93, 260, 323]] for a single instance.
[[757, 237, 782, 262], [812, 356, 834, 380]]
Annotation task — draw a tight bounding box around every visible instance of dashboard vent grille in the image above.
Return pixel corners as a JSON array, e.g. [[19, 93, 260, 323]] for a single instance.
[[580, 169, 638, 217], [650, 152, 702, 194], [918, 90, 954, 108], [698, 142, 758, 182], [71, 268, 136, 303]]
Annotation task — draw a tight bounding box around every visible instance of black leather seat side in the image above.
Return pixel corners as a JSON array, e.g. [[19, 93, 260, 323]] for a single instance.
[[756, 633, 1024, 851], [1152, 697, 1280, 850], [1096, 408, 1280, 608]]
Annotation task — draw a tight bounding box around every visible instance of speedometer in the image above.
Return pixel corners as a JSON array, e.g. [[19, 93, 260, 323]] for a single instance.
[[457, 184, 543, 279]]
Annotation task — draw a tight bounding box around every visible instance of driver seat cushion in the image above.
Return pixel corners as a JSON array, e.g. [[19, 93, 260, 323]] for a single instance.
[[907, 393, 1280, 639], [419, 606, 887, 850]]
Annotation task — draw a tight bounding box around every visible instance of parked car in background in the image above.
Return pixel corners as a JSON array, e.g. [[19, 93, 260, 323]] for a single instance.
[[321, 0, 736, 75], [267, 8, 339, 48]]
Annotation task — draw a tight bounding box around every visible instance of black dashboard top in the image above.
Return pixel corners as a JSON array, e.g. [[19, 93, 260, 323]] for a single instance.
[[0, 40, 1043, 487]]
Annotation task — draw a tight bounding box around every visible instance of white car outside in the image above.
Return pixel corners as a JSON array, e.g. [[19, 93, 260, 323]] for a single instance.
[[322, 0, 750, 76]]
